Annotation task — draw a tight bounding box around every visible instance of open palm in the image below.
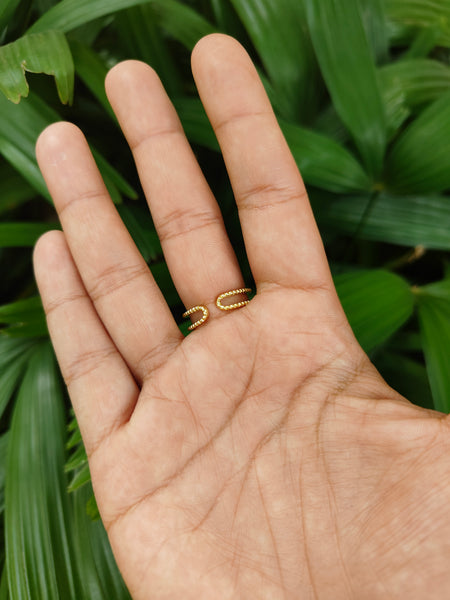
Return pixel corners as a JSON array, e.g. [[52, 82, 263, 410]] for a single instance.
[[34, 35, 450, 599]]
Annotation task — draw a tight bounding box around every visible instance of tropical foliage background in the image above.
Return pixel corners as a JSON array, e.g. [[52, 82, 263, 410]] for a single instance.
[[0, 0, 449, 597]]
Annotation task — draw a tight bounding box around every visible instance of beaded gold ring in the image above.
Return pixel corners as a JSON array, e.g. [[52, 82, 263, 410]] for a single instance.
[[182, 305, 209, 331], [215, 288, 252, 311]]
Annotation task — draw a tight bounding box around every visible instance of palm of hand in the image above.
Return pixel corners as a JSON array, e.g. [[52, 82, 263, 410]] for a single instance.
[[90, 287, 446, 600], [33, 34, 450, 599]]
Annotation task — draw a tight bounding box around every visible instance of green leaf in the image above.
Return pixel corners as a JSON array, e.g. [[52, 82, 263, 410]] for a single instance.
[[115, 4, 181, 95], [304, 0, 387, 177], [0, 336, 37, 367], [386, 91, 450, 193], [173, 97, 219, 151], [359, 0, 389, 63], [230, 0, 321, 122], [117, 204, 162, 262], [0, 338, 38, 419], [403, 25, 442, 58], [91, 148, 137, 202], [30, 0, 215, 47], [5, 343, 81, 599], [0, 90, 57, 198], [67, 463, 91, 493], [0, 345, 36, 421], [0, 434, 9, 515], [374, 351, 434, 409], [72, 485, 130, 599], [0, 164, 35, 214], [0, 31, 74, 104], [0, 136, 51, 200], [0, 0, 21, 38], [378, 58, 450, 136], [150, 0, 216, 50], [65, 443, 88, 474], [0, 566, 8, 600], [150, 261, 179, 308], [384, 0, 450, 47], [335, 269, 414, 352], [416, 279, 450, 412], [0, 222, 57, 247], [70, 39, 114, 118], [0, 296, 45, 328], [0, 90, 135, 202], [280, 120, 371, 193], [379, 57, 450, 109], [210, 0, 246, 34], [389, 330, 423, 352], [313, 191, 450, 250]]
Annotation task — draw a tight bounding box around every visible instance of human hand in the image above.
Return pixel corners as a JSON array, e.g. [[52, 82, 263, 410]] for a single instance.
[[34, 34, 450, 599]]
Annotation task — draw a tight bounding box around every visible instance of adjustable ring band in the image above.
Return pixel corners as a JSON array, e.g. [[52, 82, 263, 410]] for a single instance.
[[216, 288, 252, 311], [182, 305, 209, 331]]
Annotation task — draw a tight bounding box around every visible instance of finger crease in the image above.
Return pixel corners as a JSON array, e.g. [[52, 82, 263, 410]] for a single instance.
[[64, 346, 118, 386], [130, 128, 182, 153], [88, 263, 150, 303], [157, 211, 222, 244]]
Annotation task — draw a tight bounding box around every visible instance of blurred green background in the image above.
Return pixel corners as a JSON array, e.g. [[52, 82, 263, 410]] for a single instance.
[[0, 0, 449, 597]]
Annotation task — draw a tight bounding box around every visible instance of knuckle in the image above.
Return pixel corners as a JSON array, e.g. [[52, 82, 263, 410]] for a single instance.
[[139, 336, 181, 381], [130, 127, 180, 152], [214, 109, 271, 134], [64, 346, 117, 386], [58, 189, 107, 218], [156, 206, 222, 244], [238, 181, 307, 213], [88, 261, 149, 302], [45, 291, 87, 318]]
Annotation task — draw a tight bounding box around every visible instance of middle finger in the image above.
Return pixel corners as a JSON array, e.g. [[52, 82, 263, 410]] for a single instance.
[[105, 60, 247, 318]]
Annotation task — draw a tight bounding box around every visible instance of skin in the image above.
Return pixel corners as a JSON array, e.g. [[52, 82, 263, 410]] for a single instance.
[[33, 34, 450, 599]]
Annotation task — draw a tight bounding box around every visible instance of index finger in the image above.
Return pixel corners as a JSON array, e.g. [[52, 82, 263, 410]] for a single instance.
[[192, 34, 333, 293]]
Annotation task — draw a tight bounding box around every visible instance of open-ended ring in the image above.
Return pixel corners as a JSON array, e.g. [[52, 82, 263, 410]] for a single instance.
[[215, 288, 252, 311], [182, 305, 209, 331]]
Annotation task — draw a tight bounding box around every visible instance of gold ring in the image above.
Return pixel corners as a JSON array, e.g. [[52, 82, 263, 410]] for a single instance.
[[215, 288, 252, 311], [182, 305, 209, 331]]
